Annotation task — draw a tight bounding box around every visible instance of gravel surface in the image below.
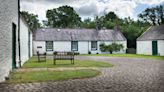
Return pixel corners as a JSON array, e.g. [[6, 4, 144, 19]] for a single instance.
[[0, 56, 164, 92]]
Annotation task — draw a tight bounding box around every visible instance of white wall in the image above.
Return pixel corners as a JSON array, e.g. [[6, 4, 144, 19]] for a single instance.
[[78, 41, 89, 54], [34, 41, 127, 54], [19, 18, 33, 66], [54, 41, 71, 52], [137, 41, 152, 55], [0, 0, 18, 82], [158, 40, 164, 56], [33, 41, 46, 54]]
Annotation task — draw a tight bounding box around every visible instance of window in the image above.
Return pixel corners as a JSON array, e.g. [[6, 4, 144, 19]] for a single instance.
[[71, 41, 78, 51], [91, 41, 97, 51], [46, 41, 53, 51]]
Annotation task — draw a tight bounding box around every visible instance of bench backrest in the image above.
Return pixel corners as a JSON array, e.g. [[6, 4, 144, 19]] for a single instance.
[[53, 51, 74, 59]]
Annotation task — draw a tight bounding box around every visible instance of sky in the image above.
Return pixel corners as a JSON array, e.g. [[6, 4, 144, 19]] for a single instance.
[[20, 0, 164, 23]]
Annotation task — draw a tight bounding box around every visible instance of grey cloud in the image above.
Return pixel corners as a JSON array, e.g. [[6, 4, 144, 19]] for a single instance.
[[20, 0, 77, 5], [75, 3, 99, 17]]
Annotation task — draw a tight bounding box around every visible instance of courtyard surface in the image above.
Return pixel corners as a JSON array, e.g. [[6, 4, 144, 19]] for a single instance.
[[0, 56, 164, 92]]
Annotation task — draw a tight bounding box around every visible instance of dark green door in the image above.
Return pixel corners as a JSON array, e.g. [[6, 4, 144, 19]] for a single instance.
[[152, 41, 158, 55], [12, 23, 17, 69]]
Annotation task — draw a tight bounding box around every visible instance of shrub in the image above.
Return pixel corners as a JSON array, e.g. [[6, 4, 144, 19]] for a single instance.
[[100, 43, 124, 54]]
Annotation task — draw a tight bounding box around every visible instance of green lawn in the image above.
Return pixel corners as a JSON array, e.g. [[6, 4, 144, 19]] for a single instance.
[[81, 54, 164, 60], [7, 69, 100, 83], [23, 57, 113, 68]]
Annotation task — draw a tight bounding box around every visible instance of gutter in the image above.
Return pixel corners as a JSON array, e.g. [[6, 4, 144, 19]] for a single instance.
[[18, 0, 22, 67]]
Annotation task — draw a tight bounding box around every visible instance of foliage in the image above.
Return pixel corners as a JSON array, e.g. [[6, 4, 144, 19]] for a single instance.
[[46, 5, 81, 28], [100, 43, 124, 54], [23, 57, 113, 68], [7, 69, 100, 83], [20, 11, 40, 32], [138, 5, 164, 25]]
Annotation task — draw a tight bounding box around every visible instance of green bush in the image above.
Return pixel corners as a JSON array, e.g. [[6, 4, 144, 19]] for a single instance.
[[100, 43, 124, 54]]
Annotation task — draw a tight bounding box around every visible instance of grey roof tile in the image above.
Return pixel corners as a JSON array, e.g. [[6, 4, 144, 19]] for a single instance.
[[34, 28, 126, 41], [137, 25, 164, 41]]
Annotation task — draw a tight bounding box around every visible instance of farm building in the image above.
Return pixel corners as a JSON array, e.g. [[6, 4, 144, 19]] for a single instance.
[[0, 0, 33, 82], [137, 25, 164, 56], [33, 28, 127, 54]]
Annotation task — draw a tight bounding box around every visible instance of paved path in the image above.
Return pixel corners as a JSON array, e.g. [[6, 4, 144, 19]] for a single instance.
[[0, 56, 164, 92]]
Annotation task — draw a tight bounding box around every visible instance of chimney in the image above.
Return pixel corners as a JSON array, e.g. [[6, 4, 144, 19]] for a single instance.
[[96, 21, 101, 30]]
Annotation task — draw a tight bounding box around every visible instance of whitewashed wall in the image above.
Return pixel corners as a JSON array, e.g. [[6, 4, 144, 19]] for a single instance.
[[33, 41, 46, 54], [137, 41, 152, 55], [19, 18, 33, 66], [54, 41, 71, 52], [34, 41, 127, 54], [158, 40, 164, 56], [0, 0, 18, 82]]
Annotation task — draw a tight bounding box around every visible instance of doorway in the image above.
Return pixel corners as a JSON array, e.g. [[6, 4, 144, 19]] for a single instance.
[[152, 41, 158, 55], [12, 23, 17, 69]]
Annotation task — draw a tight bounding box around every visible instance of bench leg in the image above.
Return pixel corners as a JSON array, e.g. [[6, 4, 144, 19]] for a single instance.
[[73, 59, 74, 64], [54, 60, 56, 65]]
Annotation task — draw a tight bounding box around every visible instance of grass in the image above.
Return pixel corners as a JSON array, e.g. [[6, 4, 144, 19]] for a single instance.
[[22, 57, 113, 68], [6, 69, 100, 83], [81, 54, 164, 60]]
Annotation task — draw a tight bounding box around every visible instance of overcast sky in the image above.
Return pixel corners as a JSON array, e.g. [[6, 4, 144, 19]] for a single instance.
[[20, 0, 164, 23]]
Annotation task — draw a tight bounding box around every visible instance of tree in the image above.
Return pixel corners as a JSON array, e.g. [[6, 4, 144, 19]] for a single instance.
[[138, 5, 164, 25], [20, 11, 40, 32], [46, 5, 81, 28], [80, 18, 96, 28], [104, 12, 118, 22]]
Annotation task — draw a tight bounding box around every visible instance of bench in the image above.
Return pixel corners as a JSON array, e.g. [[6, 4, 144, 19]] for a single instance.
[[37, 51, 46, 62], [53, 51, 74, 65]]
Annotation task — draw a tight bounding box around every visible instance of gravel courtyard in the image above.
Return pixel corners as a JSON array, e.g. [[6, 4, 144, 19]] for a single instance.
[[0, 56, 164, 92]]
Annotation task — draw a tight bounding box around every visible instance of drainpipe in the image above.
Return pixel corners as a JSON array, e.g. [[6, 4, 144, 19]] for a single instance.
[[18, 0, 22, 67]]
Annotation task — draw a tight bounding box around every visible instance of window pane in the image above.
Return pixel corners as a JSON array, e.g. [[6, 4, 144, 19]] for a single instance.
[[71, 41, 78, 51], [46, 41, 53, 51], [91, 41, 97, 50]]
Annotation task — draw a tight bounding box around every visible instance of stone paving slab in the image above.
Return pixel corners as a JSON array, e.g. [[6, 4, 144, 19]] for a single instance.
[[0, 56, 164, 92]]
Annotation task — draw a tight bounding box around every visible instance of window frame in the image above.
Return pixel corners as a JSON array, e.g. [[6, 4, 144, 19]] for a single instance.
[[91, 41, 97, 51], [71, 41, 78, 51], [46, 41, 53, 51]]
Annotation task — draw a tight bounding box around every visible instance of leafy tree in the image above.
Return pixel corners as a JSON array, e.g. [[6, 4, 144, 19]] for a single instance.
[[46, 5, 81, 28], [80, 18, 96, 28], [138, 5, 164, 25], [104, 12, 118, 22], [20, 11, 40, 32]]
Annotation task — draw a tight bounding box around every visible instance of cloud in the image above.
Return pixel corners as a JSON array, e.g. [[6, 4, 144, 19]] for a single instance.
[[20, 0, 164, 22], [135, 0, 164, 5]]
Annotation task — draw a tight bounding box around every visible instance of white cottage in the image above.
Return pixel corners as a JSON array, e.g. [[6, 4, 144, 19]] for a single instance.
[[33, 28, 127, 54], [137, 25, 164, 56], [0, 0, 33, 82]]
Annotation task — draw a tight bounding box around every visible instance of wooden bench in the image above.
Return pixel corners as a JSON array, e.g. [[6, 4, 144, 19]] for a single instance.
[[37, 51, 46, 62], [53, 51, 74, 65]]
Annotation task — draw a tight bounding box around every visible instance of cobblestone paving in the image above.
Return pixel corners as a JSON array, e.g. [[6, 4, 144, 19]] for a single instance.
[[0, 56, 164, 92]]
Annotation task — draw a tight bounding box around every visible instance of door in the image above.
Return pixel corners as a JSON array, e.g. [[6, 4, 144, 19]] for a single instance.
[[12, 23, 17, 69], [152, 41, 158, 55]]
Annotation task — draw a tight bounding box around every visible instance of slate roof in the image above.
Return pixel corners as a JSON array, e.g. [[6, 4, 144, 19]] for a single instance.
[[34, 28, 126, 41], [137, 25, 164, 41]]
